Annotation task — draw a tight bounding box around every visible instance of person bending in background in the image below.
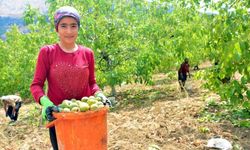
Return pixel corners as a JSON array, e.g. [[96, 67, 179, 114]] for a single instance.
[[178, 58, 191, 91], [0, 95, 22, 121], [30, 6, 111, 150], [214, 60, 231, 84]]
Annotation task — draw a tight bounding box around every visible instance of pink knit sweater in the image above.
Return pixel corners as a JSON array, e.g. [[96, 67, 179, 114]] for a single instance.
[[30, 44, 100, 105]]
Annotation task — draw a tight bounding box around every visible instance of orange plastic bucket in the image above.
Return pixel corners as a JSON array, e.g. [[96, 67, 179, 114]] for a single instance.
[[46, 108, 108, 150]]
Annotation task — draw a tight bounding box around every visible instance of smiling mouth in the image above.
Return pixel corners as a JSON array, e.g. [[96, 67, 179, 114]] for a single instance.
[[65, 36, 74, 38]]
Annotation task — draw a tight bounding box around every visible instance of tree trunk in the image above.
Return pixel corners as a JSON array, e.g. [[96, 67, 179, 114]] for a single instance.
[[111, 85, 116, 96]]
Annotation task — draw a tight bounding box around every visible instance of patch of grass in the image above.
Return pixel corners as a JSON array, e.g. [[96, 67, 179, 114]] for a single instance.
[[198, 101, 250, 128], [113, 85, 171, 110], [198, 126, 210, 133], [206, 98, 219, 107], [20, 103, 41, 126], [230, 109, 250, 128]]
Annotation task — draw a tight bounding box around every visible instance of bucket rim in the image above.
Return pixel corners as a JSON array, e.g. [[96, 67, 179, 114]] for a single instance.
[[46, 107, 108, 128]]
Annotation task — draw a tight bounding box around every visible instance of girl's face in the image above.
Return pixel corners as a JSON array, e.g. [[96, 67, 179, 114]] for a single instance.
[[57, 17, 78, 46]]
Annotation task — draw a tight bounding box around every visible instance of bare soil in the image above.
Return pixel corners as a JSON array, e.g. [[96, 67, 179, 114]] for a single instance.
[[0, 72, 249, 150]]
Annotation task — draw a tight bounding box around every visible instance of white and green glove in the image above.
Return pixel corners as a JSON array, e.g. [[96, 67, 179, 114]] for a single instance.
[[95, 92, 112, 107]]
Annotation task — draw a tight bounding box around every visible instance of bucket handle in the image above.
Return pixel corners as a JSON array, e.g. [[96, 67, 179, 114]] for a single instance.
[[46, 119, 59, 128]]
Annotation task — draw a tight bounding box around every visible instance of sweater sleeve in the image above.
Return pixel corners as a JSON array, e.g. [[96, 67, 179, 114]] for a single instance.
[[30, 47, 50, 103], [87, 49, 100, 95]]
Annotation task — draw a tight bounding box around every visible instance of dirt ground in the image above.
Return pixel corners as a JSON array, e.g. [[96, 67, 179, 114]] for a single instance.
[[0, 71, 249, 150]]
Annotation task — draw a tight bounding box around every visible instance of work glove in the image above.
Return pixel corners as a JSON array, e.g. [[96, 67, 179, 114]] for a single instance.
[[45, 106, 60, 122], [40, 96, 55, 121], [95, 92, 112, 107]]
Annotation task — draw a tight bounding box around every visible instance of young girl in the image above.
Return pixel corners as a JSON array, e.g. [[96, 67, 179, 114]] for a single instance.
[[30, 6, 111, 149]]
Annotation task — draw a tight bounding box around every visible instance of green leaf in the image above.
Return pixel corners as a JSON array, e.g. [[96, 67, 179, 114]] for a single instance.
[[246, 90, 250, 100], [242, 101, 250, 109], [241, 76, 248, 84], [235, 120, 250, 128]]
